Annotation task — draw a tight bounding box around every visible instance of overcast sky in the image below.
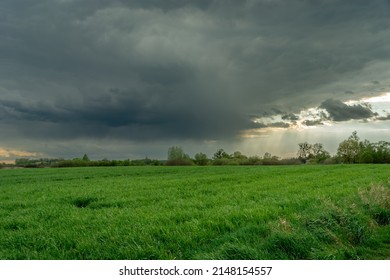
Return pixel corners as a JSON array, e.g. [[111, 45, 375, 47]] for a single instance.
[[1, 0, 390, 161]]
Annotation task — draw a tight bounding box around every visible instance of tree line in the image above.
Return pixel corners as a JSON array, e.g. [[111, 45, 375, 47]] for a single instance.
[[166, 131, 390, 166], [297, 131, 389, 164], [2, 131, 389, 168], [9, 155, 164, 168]]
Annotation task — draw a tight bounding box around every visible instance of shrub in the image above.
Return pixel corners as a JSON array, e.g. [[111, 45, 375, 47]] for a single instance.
[[165, 158, 194, 166]]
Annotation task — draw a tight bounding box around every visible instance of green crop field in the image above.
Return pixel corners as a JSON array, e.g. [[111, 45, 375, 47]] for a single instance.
[[1, 165, 390, 260]]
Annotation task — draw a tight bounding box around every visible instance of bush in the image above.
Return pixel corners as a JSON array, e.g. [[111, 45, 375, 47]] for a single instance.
[[165, 158, 194, 166], [212, 159, 240, 166], [278, 158, 302, 165], [240, 156, 262, 165]]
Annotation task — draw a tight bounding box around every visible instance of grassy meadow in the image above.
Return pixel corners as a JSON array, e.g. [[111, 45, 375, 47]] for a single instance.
[[1, 165, 390, 260]]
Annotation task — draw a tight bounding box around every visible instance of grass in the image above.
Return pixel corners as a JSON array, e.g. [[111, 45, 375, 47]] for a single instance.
[[0, 165, 390, 259]]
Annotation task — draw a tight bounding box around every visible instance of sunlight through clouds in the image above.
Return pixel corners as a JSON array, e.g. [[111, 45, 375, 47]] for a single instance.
[[0, 147, 39, 161]]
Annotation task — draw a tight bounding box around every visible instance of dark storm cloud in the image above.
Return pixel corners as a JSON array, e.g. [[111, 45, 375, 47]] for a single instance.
[[0, 87, 253, 141], [252, 121, 290, 129], [268, 122, 290, 128], [1, 0, 390, 145], [319, 99, 375, 121], [282, 113, 299, 121], [375, 114, 390, 121], [303, 120, 324, 126]]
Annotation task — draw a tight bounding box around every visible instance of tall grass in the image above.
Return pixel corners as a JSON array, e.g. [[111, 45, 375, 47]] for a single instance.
[[0, 165, 389, 259]]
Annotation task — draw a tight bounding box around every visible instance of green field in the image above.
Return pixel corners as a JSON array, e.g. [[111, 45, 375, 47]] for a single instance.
[[1, 165, 390, 260]]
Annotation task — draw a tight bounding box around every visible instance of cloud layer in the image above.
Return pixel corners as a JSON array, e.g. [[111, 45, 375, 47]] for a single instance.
[[1, 0, 390, 158]]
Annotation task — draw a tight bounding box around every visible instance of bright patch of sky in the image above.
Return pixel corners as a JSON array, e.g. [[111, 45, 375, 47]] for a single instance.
[[251, 92, 390, 131], [240, 92, 390, 158], [360, 92, 390, 118]]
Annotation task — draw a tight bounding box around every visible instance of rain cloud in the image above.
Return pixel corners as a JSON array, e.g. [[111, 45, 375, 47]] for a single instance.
[[1, 0, 390, 158]]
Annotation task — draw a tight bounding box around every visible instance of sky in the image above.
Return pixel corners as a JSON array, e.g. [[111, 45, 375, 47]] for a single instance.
[[1, 0, 390, 162]]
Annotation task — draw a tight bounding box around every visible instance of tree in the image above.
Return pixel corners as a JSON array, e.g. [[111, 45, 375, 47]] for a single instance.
[[297, 142, 313, 162], [260, 152, 281, 165], [194, 152, 209, 166], [212, 149, 230, 160], [232, 151, 247, 160], [82, 154, 90, 161], [372, 141, 390, 163], [263, 152, 272, 160], [337, 131, 361, 163], [168, 146, 185, 160], [359, 140, 390, 163], [298, 142, 330, 163], [312, 143, 331, 163], [166, 146, 193, 166]]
